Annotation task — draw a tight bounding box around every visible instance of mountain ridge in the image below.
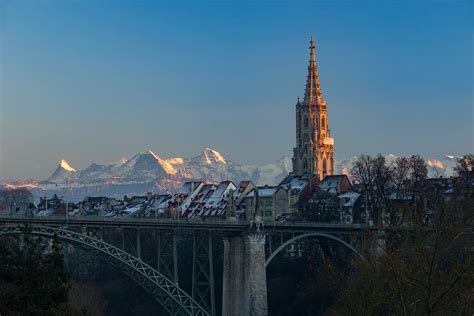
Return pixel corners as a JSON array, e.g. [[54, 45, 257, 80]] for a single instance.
[[47, 148, 460, 185], [1, 149, 462, 200]]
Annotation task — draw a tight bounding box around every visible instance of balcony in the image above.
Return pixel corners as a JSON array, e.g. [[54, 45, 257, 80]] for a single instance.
[[322, 137, 334, 145]]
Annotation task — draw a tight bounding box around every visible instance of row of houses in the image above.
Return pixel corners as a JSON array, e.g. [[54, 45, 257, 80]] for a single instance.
[[60, 174, 352, 222], [0, 174, 334, 220], [4, 173, 458, 224]]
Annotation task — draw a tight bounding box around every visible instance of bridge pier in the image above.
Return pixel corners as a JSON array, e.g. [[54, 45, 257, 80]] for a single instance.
[[222, 233, 268, 316]]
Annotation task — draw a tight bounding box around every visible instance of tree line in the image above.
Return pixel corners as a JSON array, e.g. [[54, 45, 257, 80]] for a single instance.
[[351, 154, 473, 226], [337, 154, 474, 314]]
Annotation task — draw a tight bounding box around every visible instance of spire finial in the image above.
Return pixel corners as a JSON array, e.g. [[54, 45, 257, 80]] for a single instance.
[[309, 35, 316, 64], [303, 35, 324, 105]]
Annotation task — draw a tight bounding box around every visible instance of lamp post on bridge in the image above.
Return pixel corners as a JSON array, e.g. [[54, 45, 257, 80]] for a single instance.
[[61, 195, 69, 225]]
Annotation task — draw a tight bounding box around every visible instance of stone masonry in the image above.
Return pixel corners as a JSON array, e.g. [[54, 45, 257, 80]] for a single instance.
[[222, 233, 268, 316]]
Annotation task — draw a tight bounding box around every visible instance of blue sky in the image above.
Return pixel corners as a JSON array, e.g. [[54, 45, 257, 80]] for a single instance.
[[0, 0, 472, 179]]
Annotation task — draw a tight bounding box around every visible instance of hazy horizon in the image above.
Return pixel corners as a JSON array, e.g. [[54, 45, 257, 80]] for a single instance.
[[1, 0, 472, 180]]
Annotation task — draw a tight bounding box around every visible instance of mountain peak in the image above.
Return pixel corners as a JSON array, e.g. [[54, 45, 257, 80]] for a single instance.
[[201, 148, 226, 164], [60, 159, 76, 172], [145, 150, 178, 175], [146, 149, 160, 159]]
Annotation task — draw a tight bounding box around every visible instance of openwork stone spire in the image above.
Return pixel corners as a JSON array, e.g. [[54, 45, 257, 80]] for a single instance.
[[292, 36, 334, 180], [303, 35, 325, 106]]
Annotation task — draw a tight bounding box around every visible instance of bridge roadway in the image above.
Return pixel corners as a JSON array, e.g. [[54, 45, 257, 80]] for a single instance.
[[0, 215, 375, 233], [0, 215, 378, 316]]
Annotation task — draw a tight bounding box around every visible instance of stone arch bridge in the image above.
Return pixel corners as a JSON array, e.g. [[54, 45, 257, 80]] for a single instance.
[[0, 216, 376, 316]]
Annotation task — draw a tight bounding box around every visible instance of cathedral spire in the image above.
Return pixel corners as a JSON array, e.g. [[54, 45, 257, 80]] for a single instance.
[[293, 36, 334, 180], [304, 35, 325, 105]]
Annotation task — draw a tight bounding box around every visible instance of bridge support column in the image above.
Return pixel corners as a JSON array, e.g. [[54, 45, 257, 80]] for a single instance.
[[222, 235, 245, 316], [222, 233, 267, 316], [244, 233, 267, 316]]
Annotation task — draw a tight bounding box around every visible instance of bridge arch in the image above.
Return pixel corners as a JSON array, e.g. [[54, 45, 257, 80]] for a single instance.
[[0, 224, 208, 316], [265, 232, 364, 268]]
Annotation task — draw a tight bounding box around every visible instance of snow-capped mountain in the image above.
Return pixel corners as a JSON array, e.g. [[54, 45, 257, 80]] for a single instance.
[[38, 151, 465, 190], [241, 155, 292, 186], [1, 149, 462, 201], [425, 155, 458, 177], [48, 159, 77, 183], [46, 148, 277, 190], [334, 154, 459, 178], [184, 148, 248, 182]]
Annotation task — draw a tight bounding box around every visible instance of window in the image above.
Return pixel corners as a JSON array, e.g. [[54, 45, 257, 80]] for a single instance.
[[304, 116, 308, 128], [321, 116, 326, 130]]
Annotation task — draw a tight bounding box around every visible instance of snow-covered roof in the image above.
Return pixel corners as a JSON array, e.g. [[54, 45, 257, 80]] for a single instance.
[[179, 181, 203, 194], [147, 194, 172, 208], [339, 191, 360, 199], [182, 181, 236, 218], [339, 191, 361, 207], [320, 175, 351, 194], [279, 176, 308, 193]]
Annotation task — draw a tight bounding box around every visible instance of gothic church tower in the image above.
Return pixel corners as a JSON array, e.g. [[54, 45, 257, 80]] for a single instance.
[[292, 36, 334, 180]]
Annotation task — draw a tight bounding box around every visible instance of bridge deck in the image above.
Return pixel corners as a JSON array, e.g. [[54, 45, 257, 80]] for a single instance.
[[0, 215, 375, 233]]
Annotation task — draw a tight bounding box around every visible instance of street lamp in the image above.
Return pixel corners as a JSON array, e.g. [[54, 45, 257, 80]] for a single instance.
[[62, 195, 69, 224]]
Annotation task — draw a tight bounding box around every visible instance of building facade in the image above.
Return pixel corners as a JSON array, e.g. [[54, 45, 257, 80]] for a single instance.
[[244, 186, 289, 222], [292, 36, 335, 180]]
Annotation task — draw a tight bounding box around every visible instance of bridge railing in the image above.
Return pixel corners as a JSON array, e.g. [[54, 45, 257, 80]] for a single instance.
[[0, 214, 375, 232]]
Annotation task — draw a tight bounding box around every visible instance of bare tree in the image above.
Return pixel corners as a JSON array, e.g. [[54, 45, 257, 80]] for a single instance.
[[392, 157, 410, 200], [373, 154, 392, 223], [351, 155, 392, 225], [0, 188, 33, 205], [351, 155, 378, 224], [386, 157, 411, 225], [455, 154, 474, 200], [335, 198, 474, 315], [409, 154, 428, 189], [0, 188, 33, 215], [408, 155, 428, 224]]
